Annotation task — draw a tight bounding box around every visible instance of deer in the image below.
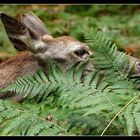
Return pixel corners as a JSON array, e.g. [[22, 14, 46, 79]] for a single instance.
[[0, 12, 94, 102], [0, 12, 140, 103]]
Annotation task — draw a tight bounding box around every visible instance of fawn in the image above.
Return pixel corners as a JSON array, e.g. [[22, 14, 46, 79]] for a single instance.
[[0, 12, 140, 102], [0, 12, 93, 102]]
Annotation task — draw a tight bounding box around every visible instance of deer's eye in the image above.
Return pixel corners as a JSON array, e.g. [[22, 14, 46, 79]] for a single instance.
[[74, 49, 88, 57]]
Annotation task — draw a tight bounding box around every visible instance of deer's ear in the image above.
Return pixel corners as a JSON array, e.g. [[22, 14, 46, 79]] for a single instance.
[[0, 13, 53, 53], [21, 11, 49, 39], [0, 13, 31, 51], [0, 13, 46, 53]]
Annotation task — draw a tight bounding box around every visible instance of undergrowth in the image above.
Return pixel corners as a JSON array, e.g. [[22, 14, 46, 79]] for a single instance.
[[0, 28, 140, 136]]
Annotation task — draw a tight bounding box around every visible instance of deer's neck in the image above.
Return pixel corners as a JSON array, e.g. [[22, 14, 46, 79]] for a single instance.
[[36, 57, 49, 76], [0, 51, 41, 88]]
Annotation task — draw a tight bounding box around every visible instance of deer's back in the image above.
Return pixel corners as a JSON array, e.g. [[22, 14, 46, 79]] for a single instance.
[[0, 51, 40, 88]]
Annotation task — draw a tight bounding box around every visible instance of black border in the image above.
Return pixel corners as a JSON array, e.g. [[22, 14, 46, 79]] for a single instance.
[[0, 0, 140, 4], [1, 135, 140, 139], [0, 1, 140, 139]]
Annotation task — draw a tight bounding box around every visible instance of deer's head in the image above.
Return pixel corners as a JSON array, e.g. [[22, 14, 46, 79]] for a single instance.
[[0, 12, 93, 72], [1, 12, 140, 80]]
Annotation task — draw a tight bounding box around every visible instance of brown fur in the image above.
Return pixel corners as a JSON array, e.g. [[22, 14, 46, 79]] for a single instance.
[[42, 36, 78, 46], [0, 51, 40, 88], [0, 13, 93, 102], [1, 12, 140, 102]]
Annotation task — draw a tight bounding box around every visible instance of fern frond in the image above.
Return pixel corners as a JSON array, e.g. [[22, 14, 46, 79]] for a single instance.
[[0, 100, 69, 136], [84, 28, 129, 75], [1, 27, 140, 136]]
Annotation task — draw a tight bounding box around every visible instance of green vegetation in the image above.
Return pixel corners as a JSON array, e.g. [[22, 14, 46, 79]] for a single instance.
[[0, 28, 140, 135], [1, 5, 140, 136]]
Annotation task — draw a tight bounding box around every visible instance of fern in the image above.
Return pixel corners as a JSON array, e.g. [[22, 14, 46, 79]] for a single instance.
[[0, 100, 69, 136], [84, 28, 139, 92], [0, 28, 140, 135], [84, 28, 129, 73]]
